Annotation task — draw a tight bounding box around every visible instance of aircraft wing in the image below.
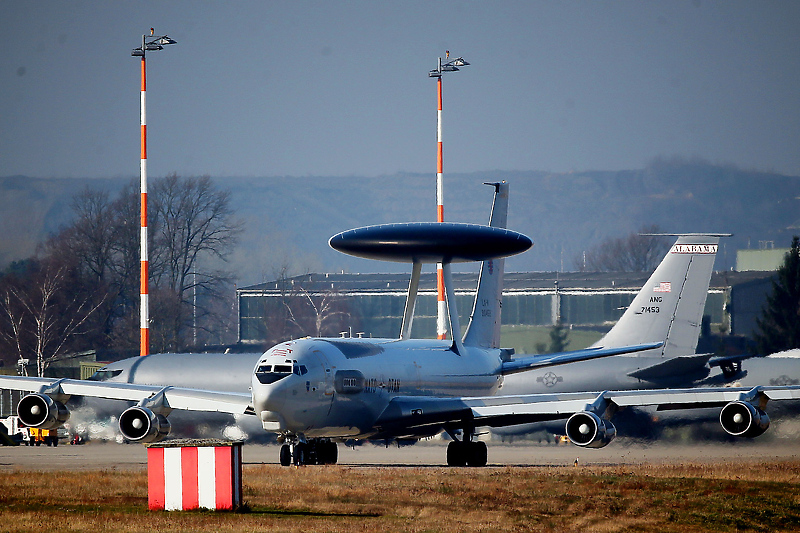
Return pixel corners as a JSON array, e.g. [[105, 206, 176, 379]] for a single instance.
[[500, 342, 663, 375], [373, 385, 800, 440], [0, 375, 254, 415]]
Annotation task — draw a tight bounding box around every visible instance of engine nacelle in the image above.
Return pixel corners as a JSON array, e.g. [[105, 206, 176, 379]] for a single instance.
[[118, 406, 171, 443], [565, 411, 616, 448], [720, 401, 770, 438], [17, 393, 70, 429]]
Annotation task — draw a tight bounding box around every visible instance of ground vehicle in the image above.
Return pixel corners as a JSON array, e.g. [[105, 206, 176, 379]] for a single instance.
[[1, 416, 24, 445], [1, 417, 65, 446], [26, 426, 62, 446]]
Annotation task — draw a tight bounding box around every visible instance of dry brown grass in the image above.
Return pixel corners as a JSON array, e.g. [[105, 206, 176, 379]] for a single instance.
[[1, 461, 800, 532]]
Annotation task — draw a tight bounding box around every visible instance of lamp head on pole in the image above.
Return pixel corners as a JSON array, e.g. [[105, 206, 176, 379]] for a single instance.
[[132, 30, 177, 57], [429, 52, 470, 78]]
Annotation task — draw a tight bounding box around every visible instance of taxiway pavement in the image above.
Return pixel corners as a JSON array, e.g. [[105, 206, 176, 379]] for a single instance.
[[1, 439, 798, 471]]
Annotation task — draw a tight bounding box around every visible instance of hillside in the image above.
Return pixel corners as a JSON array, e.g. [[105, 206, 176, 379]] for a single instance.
[[1, 159, 798, 285]]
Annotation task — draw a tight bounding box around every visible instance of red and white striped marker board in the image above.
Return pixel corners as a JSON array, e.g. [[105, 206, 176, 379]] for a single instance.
[[147, 440, 243, 511]]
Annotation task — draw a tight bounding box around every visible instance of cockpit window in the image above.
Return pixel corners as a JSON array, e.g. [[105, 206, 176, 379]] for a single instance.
[[87, 369, 123, 381], [256, 363, 293, 384], [255, 362, 308, 384]]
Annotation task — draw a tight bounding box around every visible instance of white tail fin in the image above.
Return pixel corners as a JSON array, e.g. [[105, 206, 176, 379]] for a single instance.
[[592, 234, 721, 358], [463, 182, 509, 349]]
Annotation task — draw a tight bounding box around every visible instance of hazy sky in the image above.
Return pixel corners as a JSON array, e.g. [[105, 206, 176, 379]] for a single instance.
[[2, 1, 800, 179]]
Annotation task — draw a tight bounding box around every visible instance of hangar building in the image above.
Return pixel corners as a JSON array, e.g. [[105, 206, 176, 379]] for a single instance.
[[237, 270, 773, 344]]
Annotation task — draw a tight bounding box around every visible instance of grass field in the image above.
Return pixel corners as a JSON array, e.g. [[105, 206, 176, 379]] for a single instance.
[[2, 461, 799, 532], [500, 324, 604, 354]]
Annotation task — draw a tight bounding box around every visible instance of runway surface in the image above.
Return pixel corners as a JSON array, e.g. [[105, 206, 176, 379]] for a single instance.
[[1, 439, 798, 471]]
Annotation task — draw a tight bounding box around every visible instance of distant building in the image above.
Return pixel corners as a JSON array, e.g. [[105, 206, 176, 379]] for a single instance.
[[736, 246, 790, 272], [237, 271, 774, 344]]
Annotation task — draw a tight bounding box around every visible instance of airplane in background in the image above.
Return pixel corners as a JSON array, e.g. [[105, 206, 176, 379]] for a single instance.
[[1, 182, 798, 467]]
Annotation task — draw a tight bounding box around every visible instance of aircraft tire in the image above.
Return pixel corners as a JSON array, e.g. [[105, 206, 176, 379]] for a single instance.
[[446, 441, 467, 466], [280, 444, 292, 466], [320, 441, 338, 465], [467, 441, 487, 467], [294, 443, 307, 466]]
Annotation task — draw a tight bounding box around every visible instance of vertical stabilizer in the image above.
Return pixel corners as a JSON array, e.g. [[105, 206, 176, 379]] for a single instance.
[[463, 182, 509, 348], [593, 234, 721, 357]]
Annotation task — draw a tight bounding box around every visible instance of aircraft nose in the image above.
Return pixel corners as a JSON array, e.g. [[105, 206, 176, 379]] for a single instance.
[[253, 374, 287, 410], [253, 379, 289, 431]]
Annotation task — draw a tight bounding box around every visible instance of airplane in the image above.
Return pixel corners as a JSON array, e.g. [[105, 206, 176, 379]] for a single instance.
[[81, 224, 735, 440], [1, 182, 798, 467]]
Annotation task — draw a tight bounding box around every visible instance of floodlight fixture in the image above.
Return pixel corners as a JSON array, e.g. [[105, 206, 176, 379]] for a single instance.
[[429, 52, 470, 77], [131, 32, 177, 57]]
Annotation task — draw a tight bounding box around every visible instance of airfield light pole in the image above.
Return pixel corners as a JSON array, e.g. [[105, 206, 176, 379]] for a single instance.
[[131, 29, 177, 357], [429, 51, 469, 340]]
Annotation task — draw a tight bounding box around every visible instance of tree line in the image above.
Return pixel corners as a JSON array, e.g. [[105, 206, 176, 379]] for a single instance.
[[0, 174, 242, 375]]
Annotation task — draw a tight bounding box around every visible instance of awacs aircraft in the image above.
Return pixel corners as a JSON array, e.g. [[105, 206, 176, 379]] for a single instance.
[[1, 182, 798, 467], [81, 225, 733, 437]]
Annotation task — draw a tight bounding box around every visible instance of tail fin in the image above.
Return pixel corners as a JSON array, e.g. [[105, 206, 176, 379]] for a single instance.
[[592, 234, 721, 358], [463, 182, 509, 348]]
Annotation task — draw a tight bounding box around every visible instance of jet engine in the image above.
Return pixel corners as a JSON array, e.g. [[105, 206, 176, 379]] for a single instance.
[[565, 411, 616, 448], [17, 393, 69, 429], [719, 401, 770, 438], [118, 406, 171, 443]]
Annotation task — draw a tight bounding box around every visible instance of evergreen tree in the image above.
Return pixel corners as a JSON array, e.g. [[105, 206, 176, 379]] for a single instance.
[[548, 321, 570, 353], [754, 235, 800, 355]]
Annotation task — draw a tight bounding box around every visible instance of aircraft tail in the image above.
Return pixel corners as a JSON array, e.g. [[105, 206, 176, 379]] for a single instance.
[[463, 182, 509, 349], [592, 234, 721, 358]]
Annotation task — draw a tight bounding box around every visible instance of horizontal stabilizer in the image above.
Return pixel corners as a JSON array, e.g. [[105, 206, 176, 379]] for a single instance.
[[627, 353, 713, 381], [501, 342, 663, 375]]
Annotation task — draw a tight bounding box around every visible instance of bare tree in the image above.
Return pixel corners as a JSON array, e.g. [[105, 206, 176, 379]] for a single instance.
[[0, 264, 105, 376], [2, 175, 244, 359], [576, 225, 670, 272], [43, 184, 139, 352], [54, 188, 117, 281], [0, 289, 26, 372], [149, 174, 243, 350], [285, 287, 351, 338]]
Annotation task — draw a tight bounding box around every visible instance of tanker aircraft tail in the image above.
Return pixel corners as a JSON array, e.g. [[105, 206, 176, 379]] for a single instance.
[[594, 233, 723, 359]]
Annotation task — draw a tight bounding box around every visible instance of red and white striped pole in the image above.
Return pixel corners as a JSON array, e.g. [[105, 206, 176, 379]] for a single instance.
[[132, 29, 176, 357], [429, 51, 469, 341], [139, 41, 150, 357], [435, 72, 446, 340]]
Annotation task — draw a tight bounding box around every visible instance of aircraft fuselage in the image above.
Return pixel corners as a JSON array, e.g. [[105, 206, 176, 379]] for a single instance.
[[252, 337, 503, 438]]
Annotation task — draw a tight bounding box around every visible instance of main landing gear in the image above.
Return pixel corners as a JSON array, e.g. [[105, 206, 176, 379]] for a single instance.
[[446, 430, 488, 467], [279, 437, 338, 466]]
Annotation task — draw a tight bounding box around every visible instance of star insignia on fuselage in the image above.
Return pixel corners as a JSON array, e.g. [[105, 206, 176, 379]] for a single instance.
[[536, 371, 564, 387]]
